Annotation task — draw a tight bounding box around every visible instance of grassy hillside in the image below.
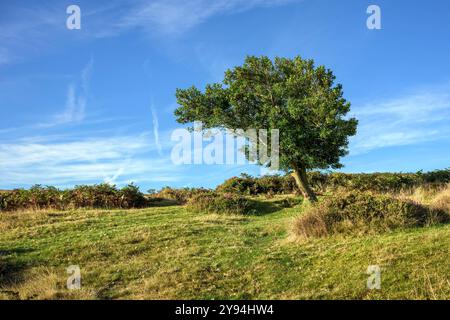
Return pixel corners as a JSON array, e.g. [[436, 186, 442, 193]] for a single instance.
[[1, 197, 449, 300]]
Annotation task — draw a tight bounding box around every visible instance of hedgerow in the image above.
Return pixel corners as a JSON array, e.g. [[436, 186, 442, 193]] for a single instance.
[[216, 169, 450, 195], [2, 169, 449, 212], [186, 192, 253, 215], [0, 183, 149, 212]]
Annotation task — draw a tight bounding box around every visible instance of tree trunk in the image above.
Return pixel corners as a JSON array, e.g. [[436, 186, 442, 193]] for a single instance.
[[291, 166, 318, 202]]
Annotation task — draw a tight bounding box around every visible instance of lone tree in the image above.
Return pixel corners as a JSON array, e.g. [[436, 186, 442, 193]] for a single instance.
[[174, 56, 358, 202]]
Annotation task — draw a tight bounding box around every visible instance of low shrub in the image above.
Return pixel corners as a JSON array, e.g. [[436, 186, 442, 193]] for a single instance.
[[295, 191, 449, 238], [217, 174, 297, 195], [0, 183, 149, 212], [187, 192, 253, 215], [154, 187, 211, 204], [0, 193, 7, 211], [216, 174, 260, 195], [119, 184, 149, 208], [421, 169, 450, 184]]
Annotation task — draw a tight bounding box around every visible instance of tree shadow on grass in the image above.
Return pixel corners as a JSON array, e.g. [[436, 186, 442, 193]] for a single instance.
[[147, 198, 181, 207], [0, 247, 34, 295], [248, 198, 302, 216]]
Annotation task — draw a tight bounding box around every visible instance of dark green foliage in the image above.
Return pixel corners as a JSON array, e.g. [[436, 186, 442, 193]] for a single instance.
[[187, 192, 253, 215], [0, 192, 8, 211], [216, 169, 450, 195], [120, 184, 149, 208], [419, 169, 450, 184], [216, 174, 296, 195], [295, 191, 450, 238], [175, 55, 357, 171], [311, 169, 450, 192], [175, 55, 358, 200], [0, 183, 149, 212]]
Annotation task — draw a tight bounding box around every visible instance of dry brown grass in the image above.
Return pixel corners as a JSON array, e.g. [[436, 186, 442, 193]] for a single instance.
[[0, 267, 95, 300], [295, 212, 329, 238], [396, 184, 449, 205], [396, 184, 450, 216], [294, 190, 449, 239], [428, 185, 450, 211]]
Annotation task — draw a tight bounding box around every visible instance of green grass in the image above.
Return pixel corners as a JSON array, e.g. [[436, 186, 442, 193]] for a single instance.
[[1, 197, 449, 300]]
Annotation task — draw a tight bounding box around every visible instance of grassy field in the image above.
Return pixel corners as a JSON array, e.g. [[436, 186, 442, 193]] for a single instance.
[[1, 197, 449, 300]]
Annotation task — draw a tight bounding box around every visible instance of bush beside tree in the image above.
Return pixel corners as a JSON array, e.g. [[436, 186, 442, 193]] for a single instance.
[[295, 191, 450, 238]]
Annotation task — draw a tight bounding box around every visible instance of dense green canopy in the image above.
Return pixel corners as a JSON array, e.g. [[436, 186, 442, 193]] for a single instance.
[[174, 55, 358, 201]]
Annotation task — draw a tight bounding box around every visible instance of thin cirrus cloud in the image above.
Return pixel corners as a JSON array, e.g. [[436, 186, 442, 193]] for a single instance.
[[0, 134, 180, 187], [0, 4, 65, 66], [118, 0, 299, 35], [0, 48, 11, 65], [0, 54, 180, 188], [350, 85, 450, 155], [45, 59, 93, 127], [150, 101, 164, 156], [0, 1, 300, 64]]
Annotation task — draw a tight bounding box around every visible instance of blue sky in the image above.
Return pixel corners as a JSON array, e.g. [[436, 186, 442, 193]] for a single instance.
[[1, 0, 450, 190]]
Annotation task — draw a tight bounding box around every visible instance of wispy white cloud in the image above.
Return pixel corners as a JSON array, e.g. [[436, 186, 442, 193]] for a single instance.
[[119, 0, 299, 35], [0, 47, 11, 65], [80, 57, 94, 93], [0, 135, 149, 167], [0, 1, 299, 64], [0, 133, 180, 187], [53, 84, 86, 124], [350, 85, 450, 154], [150, 100, 163, 156], [39, 59, 93, 127], [0, 5, 64, 65]]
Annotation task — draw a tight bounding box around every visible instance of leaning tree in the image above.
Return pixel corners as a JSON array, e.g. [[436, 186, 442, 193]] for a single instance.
[[174, 55, 358, 202]]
